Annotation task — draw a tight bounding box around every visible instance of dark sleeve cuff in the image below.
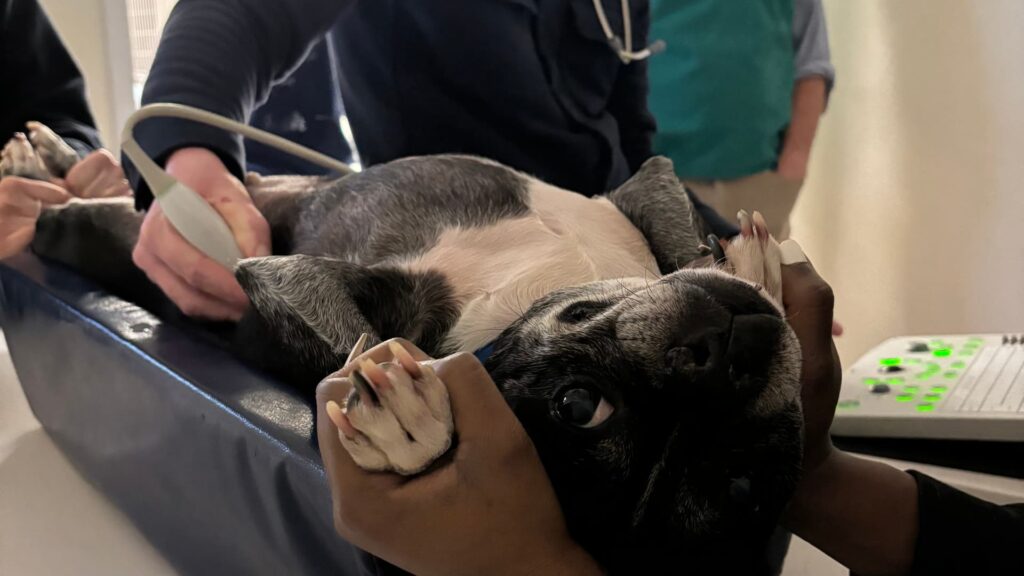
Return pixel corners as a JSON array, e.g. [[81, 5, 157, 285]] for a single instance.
[[908, 470, 1024, 576], [123, 118, 246, 211], [685, 189, 740, 239]]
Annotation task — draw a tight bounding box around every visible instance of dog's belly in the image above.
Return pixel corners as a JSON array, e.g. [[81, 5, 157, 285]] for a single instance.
[[401, 180, 659, 351]]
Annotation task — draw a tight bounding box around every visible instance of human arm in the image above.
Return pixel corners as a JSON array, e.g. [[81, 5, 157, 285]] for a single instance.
[[0, 0, 102, 156], [123, 0, 355, 320], [126, 0, 354, 206], [777, 0, 834, 181], [778, 240, 1024, 575], [316, 340, 604, 576]]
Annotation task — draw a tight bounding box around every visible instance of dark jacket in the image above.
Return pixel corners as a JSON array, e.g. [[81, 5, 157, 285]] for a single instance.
[[126, 0, 736, 236], [0, 0, 101, 156], [909, 471, 1024, 575]]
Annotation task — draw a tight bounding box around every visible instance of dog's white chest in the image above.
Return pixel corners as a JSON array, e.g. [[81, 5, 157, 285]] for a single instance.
[[402, 181, 659, 351]]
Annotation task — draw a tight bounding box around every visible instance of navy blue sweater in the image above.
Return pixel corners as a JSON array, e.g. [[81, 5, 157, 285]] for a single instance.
[[126, 0, 736, 236]]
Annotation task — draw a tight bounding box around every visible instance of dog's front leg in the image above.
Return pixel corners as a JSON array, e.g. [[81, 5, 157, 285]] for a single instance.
[[722, 210, 784, 306], [327, 341, 455, 475]]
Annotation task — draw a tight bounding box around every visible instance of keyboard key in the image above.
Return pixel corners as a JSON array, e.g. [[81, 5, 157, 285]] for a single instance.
[[947, 346, 996, 410], [962, 346, 1014, 411], [981, 347, 1024, 411]]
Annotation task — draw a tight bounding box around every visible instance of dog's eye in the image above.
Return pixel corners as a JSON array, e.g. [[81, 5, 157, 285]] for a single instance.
[[558, 301, 611, 324], [553, 387, 614, 428]]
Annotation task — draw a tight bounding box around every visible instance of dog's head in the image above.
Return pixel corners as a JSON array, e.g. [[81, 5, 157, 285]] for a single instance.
[[483, 268, 803, 571]]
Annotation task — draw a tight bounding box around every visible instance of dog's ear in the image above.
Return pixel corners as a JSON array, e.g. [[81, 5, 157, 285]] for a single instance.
[[606, 157, 707, 274], [235, 255, 459, 383]]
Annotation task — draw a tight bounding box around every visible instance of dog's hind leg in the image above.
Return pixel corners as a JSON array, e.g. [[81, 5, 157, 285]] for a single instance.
[[0, 133, 51, 181], [26, 122, 82, 178]]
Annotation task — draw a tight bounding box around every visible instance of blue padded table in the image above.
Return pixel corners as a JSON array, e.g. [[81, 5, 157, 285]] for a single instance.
[[0, 253, 365, 575]]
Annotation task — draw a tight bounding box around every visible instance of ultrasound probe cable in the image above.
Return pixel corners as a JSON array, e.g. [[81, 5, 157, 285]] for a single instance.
[[121, 103, 351, 269]]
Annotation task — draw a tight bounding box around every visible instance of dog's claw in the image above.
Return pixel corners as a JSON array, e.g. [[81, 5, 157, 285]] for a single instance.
[[350, 370, 379, 406], [346, 332, 369, 365], [737, 210, 753, 238], [752, 211, 770, 242]]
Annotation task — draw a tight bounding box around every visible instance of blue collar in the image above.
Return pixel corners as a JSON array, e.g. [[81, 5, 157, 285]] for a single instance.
[[474, 342, 496, 364]]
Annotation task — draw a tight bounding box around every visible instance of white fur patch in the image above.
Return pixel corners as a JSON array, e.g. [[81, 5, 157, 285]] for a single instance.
[[400, 180, 660, 351]]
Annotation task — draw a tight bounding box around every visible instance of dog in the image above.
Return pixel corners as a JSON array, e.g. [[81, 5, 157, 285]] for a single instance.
[[2, 125, 802, 574]]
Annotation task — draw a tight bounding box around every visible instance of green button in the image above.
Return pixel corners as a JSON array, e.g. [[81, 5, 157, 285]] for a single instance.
[[864, 377, 881, 386], [838, 399, 860, 409], [924, 393, 942, 401], [927, 363, 942, 371], [960, 349, 975, 356], [904, 385, 920, 393], [916, 372, 934, 380], [951, 361, 966, 369], [917, 403, 936, 412], [932, 348, 952, 358], [944, 371, 959, 379], [968, 336, 984, 342], [886, 377, 905, 386], [931, 385, 949, 392], [880, 357, 902, 367], [896, 394, 915, 402], [905, 357, 923, 364]]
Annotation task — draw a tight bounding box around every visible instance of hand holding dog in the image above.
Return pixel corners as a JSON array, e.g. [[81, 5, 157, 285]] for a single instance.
[[62, 149, 132, 199], [132, 147, 270, 321], [779, 241, 842, 474], [316, 339, 602, 576], [0, 147, 130, 260], [0, 176, 72, 259]]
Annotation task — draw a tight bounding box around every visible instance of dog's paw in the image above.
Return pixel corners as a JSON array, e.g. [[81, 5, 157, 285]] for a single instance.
[[330, 344, 454, 475], [0, 133, 50, 181], [724, 210, 783, 306], [26, 121, 80, 178]]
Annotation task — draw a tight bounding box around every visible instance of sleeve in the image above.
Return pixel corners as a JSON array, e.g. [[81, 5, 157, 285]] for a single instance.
[[125, 0, 350, 209], [606, 1, 657, 174], [907, 471, 1024, 576], [1, 0, 102, 156], [792, 0, 835, 92]]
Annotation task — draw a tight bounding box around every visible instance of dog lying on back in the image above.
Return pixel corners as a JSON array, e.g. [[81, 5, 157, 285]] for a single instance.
[[3, 125, 802, 574]]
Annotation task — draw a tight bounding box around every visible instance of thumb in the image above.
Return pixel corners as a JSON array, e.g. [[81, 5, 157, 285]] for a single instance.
[[10, 177, 72, 206], [780, 240, 835, 356]]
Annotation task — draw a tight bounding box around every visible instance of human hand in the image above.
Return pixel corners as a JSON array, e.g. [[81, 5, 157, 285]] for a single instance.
[[63, 149, 131, 199], [0, 176, 72, 259], [316, 339, 602, 576], [779, 240, 842, 475], [131, 147, 270, 321]]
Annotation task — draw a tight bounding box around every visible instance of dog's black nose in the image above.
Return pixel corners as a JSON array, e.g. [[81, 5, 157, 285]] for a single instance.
[[726, 314, 783, 379], [664, 314, 731, 382], [664, 312, 783, 403]]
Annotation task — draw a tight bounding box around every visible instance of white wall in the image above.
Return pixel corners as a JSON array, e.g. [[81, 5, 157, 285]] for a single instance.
[[794, 0, 1024, 364], [36, 0, 134, 153]]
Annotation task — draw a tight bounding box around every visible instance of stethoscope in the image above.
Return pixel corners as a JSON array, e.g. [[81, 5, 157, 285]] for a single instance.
[[590, 0, 666, 63]]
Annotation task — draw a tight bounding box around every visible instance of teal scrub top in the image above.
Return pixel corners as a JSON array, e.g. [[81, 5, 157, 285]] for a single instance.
[[649, 0, 795, 181]]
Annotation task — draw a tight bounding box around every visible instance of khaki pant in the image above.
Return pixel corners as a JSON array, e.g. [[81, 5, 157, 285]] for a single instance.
[[685, 171, 803, 240]]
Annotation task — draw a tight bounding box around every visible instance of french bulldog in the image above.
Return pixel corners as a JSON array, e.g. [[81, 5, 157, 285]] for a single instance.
[[3, 125, 801, 574]]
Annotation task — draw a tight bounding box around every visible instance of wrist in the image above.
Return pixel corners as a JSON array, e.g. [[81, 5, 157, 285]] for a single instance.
[[166, 147, 226, 175], [782, 447, 846, 528], [510, 541, 603, 576]]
